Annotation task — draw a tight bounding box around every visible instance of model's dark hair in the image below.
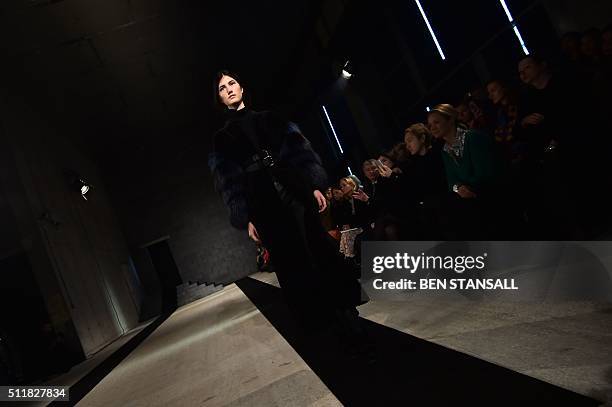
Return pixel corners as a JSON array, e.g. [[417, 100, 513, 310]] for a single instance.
[[213, 69, 246, 108]]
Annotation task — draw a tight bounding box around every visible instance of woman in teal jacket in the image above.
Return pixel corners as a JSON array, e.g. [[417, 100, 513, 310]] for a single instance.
[[427, 104, 499, 238]]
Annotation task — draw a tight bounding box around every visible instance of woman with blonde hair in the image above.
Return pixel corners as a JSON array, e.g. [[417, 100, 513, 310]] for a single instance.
[[427, 104, 499, 239], [335, 176, 370, 257]]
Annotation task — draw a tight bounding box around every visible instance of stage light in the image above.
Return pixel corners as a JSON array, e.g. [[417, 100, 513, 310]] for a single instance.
[[414, 0, 446, 60], [425, 106, 431, 112], [498, 0, 530, 55], [64, 169, 92, 201], [341, 60, 353, 79], [80, 184, 90, 199]]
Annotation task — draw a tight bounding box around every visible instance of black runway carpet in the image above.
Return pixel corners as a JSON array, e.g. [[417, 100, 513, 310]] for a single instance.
[[236, 276, 601, 407]]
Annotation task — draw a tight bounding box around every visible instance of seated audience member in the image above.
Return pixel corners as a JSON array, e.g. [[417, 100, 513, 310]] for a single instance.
[[486, 79, 522, 165], [560, 31, 582, 63], [320, 187, 340, 241], [335, 176, 370, 258], [603, 25, 612, 59], [362, 158, 403, 240], [456, 102, 476, 129], [402, 123, 448, 239], [377, 150, 408, 175], [373, 157, 406, 240], [600, 25, 612, 132], [456, 94, 493, 134], [580, 28, 607, 108], [361, 159, 380, 196], [427, 104, 499, 239], [580, 28, 603, 64]]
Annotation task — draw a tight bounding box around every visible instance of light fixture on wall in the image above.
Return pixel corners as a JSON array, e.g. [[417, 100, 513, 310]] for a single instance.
[[341, 60, 353, 79], [64, 169, 93, 201]]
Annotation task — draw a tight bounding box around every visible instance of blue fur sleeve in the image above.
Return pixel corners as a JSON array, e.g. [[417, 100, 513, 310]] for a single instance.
[[279, 121, 328, 191], [208, 150, 249, 230]]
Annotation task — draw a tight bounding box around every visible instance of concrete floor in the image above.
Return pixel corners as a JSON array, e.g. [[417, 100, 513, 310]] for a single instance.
[[252, 271, 612, 405], [47, 270, 612, 406], [359, 293, 612, 404], [77, 283, 341, 407]]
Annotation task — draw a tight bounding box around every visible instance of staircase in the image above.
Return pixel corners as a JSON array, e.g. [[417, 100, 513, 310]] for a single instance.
[[176, 281, 224, 307]]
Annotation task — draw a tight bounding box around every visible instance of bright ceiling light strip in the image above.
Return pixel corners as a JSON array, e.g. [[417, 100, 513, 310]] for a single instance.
[[499, 0, 513, 21], [512, 25, 530, 55], [322, 105, 352, 175], [322, 105, 345, 154], [498, 0, 530, 55], [414, 0, 446, 60]]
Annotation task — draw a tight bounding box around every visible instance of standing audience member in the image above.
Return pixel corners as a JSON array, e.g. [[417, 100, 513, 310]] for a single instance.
[[516, 53, 598, 238]]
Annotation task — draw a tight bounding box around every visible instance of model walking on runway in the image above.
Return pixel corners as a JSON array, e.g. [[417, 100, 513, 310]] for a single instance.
[[208, 70, 366, 336]]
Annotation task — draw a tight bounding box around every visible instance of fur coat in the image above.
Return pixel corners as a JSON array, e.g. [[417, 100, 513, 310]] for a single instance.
[[208, 109, 328, 230]]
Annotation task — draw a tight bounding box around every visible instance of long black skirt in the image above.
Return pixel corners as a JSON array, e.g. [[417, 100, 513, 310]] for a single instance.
[[248, 180, 363, 330]]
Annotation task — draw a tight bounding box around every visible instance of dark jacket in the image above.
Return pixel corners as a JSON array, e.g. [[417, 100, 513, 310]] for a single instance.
[[208, 109, 327, 229]]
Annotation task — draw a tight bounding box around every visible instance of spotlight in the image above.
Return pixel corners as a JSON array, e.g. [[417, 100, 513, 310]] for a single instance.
[[341, 60, 353, 79], [64, 169, 93, 201], [80, 184, 90, 199]]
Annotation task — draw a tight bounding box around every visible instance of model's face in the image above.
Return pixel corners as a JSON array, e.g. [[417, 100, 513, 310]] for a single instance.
[[603, 31, 612, 56], [518, 58, 543, 85], [378, 155, 394, 169], [218, 75, 244, 108], [456, 104, 473, 123], [362, 163, 379, 181], [487, 82, 505, 105], [427, 112, 452, 139], [404, 132, 423, 155]]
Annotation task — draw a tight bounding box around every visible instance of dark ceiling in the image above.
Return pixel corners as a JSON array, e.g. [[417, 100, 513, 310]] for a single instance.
[[0, 0, 329, 167]]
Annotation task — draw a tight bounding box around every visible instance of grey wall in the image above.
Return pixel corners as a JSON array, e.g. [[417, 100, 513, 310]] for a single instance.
[[542, 0, 612, 34], [0, 88, 141, 357], [106, 137, 256, 287]]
